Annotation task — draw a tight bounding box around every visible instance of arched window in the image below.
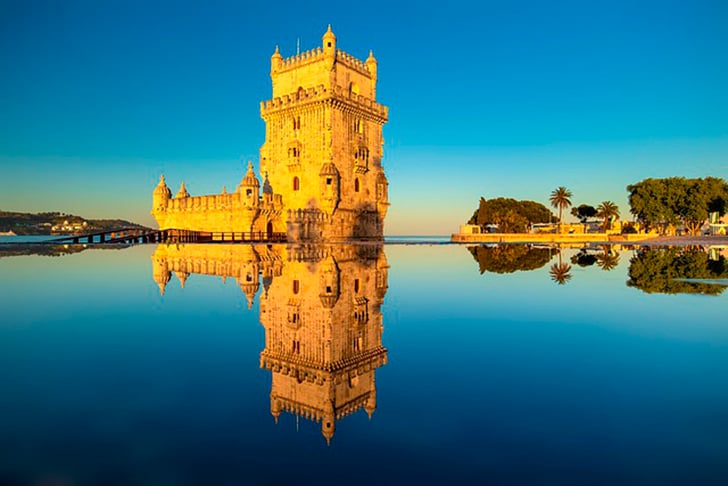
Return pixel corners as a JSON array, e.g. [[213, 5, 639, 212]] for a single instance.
[[292, 116, 301, 131], [354, 178, 360, 192], [293, 279, 300, 294], [354, 279, 360, 293], [293, 177, 300, 191]]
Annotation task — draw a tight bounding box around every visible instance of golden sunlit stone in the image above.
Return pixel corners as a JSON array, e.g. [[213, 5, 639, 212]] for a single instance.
[[152, 26, 389, 241]]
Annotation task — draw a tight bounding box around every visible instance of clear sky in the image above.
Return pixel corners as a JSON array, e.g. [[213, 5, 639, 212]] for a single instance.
[[1, 0, 726, 234]]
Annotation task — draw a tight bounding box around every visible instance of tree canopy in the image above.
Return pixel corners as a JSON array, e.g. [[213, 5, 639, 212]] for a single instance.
[[570, 204, 597, 223], [627, 177, 728, 235], [468, 197, 553, 233]]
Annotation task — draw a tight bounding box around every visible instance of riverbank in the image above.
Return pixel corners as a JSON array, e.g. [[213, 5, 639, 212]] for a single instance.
[[450, 232, 653, 244]]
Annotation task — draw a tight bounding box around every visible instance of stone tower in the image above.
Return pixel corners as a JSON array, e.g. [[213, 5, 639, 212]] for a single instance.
[[260, 26, 389, 241]]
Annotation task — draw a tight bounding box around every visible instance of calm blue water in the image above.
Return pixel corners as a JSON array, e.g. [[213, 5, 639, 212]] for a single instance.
[[0, 243, 726, 484]]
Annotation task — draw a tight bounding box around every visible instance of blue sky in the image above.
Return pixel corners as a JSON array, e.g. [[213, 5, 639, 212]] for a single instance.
[[1, 0, 726, 234]]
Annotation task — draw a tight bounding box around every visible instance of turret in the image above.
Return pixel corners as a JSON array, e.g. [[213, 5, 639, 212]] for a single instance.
[[322, 25, 336, 70], [239, 161, 261, 208], [375, 171, 389, 217], [319, 162, 340, 215], [152, 175, 172, 213], [321, 399, 336, 446], [175, 271, 189, 289], [176, 181, 190, 199], [366, 50, 378, 97], [365, 385, 377, 420], [151, 254, 171, 296], [271, 45, 282, 74]]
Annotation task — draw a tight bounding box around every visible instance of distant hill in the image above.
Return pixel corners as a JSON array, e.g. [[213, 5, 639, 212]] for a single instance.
[[0, 211, 148, 235]]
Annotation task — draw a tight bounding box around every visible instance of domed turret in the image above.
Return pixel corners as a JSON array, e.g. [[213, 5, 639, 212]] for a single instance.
[[365, 386, 377, 420], [152, 255, 171, 296], [321, 399, 336, 446], [271, 45, 282, 74], [366, 50, 378, 97], [322, 24, 336, 52], [176, 181, 190, 199], [240, 161, 260, 208], [152, 174, 172, 213], [322, 25, 336, 70]]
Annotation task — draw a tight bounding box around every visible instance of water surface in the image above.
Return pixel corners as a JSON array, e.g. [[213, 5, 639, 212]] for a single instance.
[[0, 243, 726, 484]]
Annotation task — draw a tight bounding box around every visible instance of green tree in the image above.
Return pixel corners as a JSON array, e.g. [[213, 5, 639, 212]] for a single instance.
[[596, 201, 620, 232], [549, 187, 573, 230], [468, 197, 552, 233], [627, 177, 728, 235], [570, 204, 597, 223]]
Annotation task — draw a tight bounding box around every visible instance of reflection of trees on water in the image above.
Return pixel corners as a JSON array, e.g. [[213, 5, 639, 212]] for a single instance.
[[468, 245, 553, 274], [549, 263, 572, 285], [571, 246, 621, 271], [0, 243, 118, 258], [627, 247, 728, 295], [549, 248, 573, 285]]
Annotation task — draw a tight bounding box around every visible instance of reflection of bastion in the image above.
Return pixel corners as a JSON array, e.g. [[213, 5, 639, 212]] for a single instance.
[[152, 26, 389, 242], [152, 243, 389, 444]]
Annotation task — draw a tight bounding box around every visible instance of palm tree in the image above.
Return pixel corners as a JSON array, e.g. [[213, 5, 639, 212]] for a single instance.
[[596, 201, 620, 232], [549, 187, 573, 232]]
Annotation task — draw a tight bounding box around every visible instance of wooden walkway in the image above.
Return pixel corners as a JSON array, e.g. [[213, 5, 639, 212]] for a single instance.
[[51, 228, 287, 245]]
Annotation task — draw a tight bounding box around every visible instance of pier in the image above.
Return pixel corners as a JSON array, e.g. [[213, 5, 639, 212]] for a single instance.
[[50, 228, 287, 245]]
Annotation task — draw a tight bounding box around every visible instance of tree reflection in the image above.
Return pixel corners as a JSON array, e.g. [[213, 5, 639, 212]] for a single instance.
[[570, 246, 620, 271], [468, 245, 553, 274], [627, 247, 728, 295], [549, 263, 572, 285]]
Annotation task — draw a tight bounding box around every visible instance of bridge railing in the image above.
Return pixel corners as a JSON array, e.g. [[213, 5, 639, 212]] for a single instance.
[[51, 228, 287, 245]]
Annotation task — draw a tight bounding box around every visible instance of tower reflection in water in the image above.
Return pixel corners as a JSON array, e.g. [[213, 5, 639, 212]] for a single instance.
[[152, 243, 389, 444]]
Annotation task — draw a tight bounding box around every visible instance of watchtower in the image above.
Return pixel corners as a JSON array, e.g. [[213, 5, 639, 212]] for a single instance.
[[260, 26, 389, 241]]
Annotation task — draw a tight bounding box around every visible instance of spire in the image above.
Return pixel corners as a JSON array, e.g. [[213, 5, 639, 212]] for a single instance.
[[176, 181, 189, 198]]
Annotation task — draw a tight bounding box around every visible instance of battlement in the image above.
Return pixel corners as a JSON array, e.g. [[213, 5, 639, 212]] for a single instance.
[[260, 83, 388, 120], [335, 49, 370, 76], [275, 46, 373, 78], [163, 191, 282, 213], [278, 47, 325, 71]]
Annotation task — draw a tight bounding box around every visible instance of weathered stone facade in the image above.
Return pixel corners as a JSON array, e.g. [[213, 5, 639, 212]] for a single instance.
[[151, 243, 389, 444], [152, 26, 389, 241]]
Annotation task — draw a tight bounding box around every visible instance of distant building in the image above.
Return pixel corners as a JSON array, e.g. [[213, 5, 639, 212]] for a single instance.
[[152, 26, 389, 241]]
